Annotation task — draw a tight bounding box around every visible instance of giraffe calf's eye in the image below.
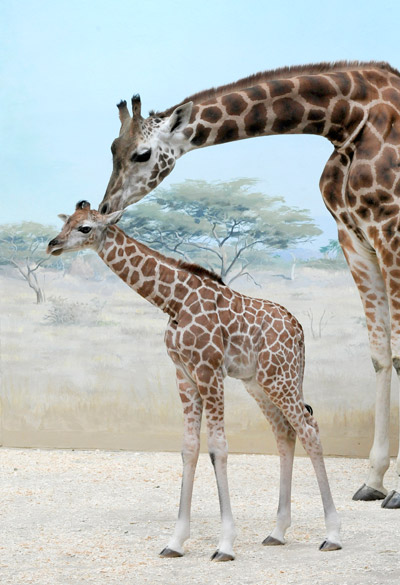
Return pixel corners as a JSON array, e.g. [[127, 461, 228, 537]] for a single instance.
[[131, 149, 152, 163], [78, 226, 92, 234]]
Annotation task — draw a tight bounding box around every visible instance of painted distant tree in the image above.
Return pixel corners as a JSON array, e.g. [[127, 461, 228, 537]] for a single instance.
[[0, 222, 54, 303], [320, 239, 343, 259], [121, 179, 322, 285]]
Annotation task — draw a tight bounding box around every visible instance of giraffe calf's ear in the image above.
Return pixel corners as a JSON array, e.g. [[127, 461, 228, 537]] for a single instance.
[[104, 209, 125, 225], [167, 102, 193, 134], [58, 214, 70, 223]]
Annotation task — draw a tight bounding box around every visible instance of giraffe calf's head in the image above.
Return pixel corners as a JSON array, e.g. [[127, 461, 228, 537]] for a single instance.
[[47, 201, 124, 256]]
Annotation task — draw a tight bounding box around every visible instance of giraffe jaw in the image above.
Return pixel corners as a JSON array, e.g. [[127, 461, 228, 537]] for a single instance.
[[48, 247, 64, 256]]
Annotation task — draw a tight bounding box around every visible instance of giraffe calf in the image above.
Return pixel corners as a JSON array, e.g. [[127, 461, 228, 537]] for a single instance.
[[47, 201, 342, 561]]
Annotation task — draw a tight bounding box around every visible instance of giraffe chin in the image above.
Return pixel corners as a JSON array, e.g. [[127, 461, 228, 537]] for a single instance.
[[49, 248, 64, 256]]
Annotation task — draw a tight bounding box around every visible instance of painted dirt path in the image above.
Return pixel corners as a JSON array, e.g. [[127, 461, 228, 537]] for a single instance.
[[0, 448, 399, 584]]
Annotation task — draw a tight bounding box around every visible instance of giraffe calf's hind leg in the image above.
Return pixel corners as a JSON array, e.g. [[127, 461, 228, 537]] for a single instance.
[[255, 379, 341, 551], [244, 380, 295, 547], [295, 414, 342, 551]]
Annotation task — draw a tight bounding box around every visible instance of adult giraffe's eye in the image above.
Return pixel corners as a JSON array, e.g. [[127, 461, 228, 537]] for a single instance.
[[78, 226, 92, 234], [131, 149, 152, 163]]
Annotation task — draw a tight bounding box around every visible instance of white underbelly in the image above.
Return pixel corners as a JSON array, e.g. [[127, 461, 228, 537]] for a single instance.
[[223, 350, 257, 380]]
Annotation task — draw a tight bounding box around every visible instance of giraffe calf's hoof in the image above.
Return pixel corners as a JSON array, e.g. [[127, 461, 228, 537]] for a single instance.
[[159, 547, 183, 558], [210, 550, 235, 562], [319, 540, 342, 552], [262, 535, 285, 546], [352, 483, 386, 501], [381, 490, 400, 508]]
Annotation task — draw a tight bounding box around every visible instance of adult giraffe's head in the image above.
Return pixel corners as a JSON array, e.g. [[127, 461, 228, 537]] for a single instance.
[[99, 95, 193, 214]]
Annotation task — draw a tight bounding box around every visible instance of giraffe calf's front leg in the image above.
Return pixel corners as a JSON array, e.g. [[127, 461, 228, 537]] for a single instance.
[[160, 368, 203, 558], [159, 447, 196, 558], [159, 444, 199, 557], [209, 447, 237, 562], [198, 368, 236, 562]]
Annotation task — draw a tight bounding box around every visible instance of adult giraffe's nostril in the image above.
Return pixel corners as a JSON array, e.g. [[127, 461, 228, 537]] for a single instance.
[[100, 203, 109, 215], [48, 238, 60, 247]]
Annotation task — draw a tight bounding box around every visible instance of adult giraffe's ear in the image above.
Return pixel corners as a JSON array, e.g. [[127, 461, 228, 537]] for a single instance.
[[104, 209, 125, 225], [167, 102, 193, 134], [58, 214, 70, 223]]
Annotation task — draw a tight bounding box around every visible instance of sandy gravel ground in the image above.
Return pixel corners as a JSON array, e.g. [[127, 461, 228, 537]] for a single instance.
[[0, 449, 399, 585]]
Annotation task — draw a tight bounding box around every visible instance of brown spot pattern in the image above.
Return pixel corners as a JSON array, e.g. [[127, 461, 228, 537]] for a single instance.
[[221, 93, 247, 116], [244, 103, 267, 136], [215, 119, 239, 143], [272, 98, 305, 133], [298, 76, 336, 108], [201, 106, 223, 123], [191, 124, 212, 146]]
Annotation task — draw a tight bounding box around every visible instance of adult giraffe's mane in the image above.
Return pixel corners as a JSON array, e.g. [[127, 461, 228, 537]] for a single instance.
[[155, 60, 400, 118]]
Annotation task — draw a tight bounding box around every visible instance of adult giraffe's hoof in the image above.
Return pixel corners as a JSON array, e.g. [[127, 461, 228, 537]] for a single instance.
[[159, 547, 183, 558], [319, 540, 342, 552], [352, 483, 386, 501], [210, 550, 235, 562], [381, 490, 400, 508], [262, 535, 285, 546]]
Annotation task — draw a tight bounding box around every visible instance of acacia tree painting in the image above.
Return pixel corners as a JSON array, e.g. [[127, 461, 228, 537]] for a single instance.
[[320, 239, 345, 260], [0, 222, 54, 303], [0, 180, 323, 301], [121, 179, 322, 285]]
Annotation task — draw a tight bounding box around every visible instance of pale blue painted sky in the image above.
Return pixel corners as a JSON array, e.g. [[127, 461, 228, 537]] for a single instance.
[[1, 0, 400, 245]]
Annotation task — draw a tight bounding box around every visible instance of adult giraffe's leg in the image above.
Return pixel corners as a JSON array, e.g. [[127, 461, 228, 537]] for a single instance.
[[160, 369, 203, 558], [338, 228, 392, 501], [196, 367, 236, 562], [244, 378, 296, 545], [374, 253, 400, 508]]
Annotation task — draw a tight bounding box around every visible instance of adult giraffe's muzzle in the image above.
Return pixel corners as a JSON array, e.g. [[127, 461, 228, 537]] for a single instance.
[[46, 238, 64, 256]]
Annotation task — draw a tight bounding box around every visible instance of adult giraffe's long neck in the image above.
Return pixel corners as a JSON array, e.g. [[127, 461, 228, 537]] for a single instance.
[[97, 225, 190, 318], [179, 69, 376, 153]]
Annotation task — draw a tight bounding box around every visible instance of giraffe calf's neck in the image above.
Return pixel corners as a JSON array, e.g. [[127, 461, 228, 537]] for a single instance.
[[98, 224, 223, 320]]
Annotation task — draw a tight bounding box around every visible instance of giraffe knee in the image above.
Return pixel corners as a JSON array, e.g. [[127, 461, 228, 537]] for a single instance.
[[393, 357, 400, 376], [182, 441, 200, 463], [372, 357, 392, 373]]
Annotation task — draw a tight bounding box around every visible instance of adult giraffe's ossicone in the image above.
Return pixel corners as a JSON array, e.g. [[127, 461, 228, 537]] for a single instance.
[[99, 61, 400, 508]]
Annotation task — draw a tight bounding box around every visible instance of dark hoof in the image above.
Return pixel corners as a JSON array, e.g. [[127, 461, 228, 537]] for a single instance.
[[210, 550, 235, 562], [159, 547, 183, 558], [352, 483, 386, 501], [262, 535, 285, 546], [319, 540, 342, 552], [381, 490, 400, 509]]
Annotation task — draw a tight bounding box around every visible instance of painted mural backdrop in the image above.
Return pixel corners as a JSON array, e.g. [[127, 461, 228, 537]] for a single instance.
[[1, 179, 397, 456], [3, 0, 400, 458]]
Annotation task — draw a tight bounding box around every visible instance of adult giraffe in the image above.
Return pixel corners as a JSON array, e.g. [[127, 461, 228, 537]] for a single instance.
[[99, 61, 400, 508]]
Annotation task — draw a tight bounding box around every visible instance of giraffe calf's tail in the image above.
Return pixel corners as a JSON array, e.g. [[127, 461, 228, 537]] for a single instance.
[[305, 403, 313, 416]]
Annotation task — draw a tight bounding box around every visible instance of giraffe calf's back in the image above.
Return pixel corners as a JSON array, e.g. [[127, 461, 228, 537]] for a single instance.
[[223, 293, 304, 383], [167, 281, 304, 385]]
